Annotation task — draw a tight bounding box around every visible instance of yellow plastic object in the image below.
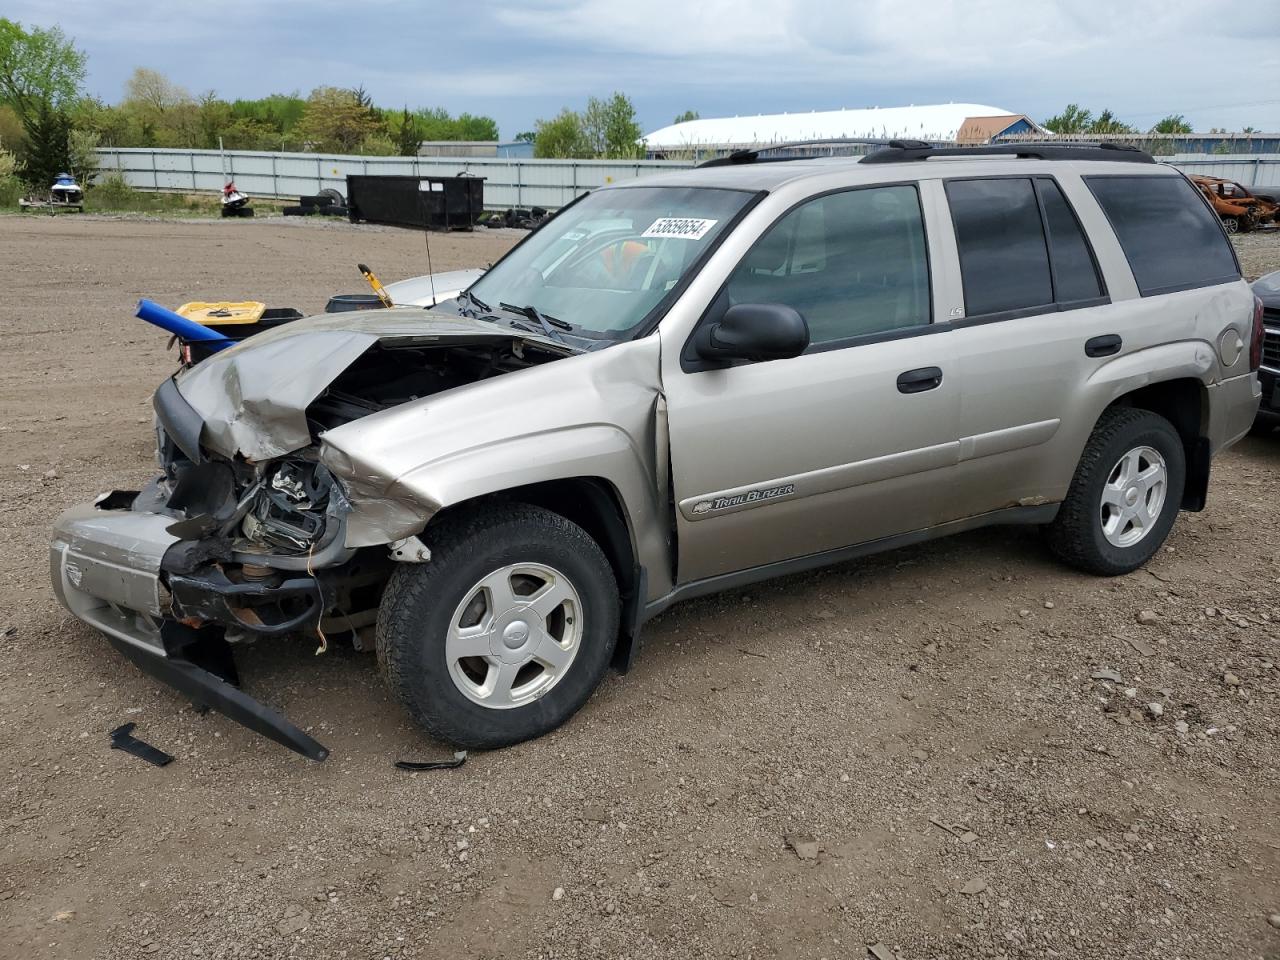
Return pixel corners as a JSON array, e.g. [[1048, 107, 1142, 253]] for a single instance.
[[175, 301, 266, 325]]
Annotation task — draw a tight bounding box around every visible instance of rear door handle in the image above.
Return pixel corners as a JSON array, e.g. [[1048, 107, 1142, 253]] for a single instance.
[[897, 366, 943, 394], [1085, 334, 1122, 358]]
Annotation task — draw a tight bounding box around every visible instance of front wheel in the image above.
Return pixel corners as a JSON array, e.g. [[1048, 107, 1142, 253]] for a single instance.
[[1045, 408, 1186, 576], [376, 503, 619, 748]]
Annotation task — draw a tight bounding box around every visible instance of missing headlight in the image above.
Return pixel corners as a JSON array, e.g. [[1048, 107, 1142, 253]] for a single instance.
[[242, 460, 334, 552]]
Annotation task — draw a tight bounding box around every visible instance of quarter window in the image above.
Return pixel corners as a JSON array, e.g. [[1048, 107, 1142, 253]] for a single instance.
[[725, 185, 931, 346], [1085, 175, 1240, 296]]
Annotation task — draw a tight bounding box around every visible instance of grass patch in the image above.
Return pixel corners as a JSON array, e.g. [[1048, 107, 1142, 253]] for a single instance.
[[84, 173, 220, 215]]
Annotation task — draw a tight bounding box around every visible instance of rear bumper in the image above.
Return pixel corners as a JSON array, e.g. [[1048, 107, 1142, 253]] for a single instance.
[[1207, 371, 1262, 453], [50, 497, 330, 761]]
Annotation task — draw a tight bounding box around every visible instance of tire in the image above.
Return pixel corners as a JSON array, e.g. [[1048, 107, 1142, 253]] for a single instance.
[[1046, 407, 1186, 576], [316, 187, 345, 207], [1222, 217, 1239, 235], [376, 503, 620, 748], [282, 205, 306, 216]]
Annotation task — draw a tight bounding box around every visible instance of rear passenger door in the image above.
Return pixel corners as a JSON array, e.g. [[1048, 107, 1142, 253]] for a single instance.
[[942, 175, 1114, 520]]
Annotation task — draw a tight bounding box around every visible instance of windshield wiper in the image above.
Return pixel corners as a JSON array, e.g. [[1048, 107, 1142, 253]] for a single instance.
[[499, 302, 571, 343], [459, 289, 491, 313]]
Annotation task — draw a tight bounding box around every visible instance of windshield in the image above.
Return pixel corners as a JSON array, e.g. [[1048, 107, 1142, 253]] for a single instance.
[[467, 186, 754, 340]]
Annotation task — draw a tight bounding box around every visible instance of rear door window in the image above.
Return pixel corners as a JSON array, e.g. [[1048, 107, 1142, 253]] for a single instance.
[[1084, 175, 1240, 296], [946, 178, 1054, 316]]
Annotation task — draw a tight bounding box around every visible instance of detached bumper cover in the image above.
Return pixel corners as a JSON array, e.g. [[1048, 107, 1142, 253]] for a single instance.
[[1207, 371, 1263, 453], [50, 499, 330, 761]]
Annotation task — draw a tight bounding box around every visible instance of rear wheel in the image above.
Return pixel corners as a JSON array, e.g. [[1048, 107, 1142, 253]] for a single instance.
[[377, 504, 619, 748], [1222, 216, 1239, 234], [1046, 408, 1186, 575]]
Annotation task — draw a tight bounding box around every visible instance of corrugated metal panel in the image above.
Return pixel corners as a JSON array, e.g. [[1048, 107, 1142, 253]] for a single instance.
[[95, 147, 1280, 206], [95, 148, 696, 209], [1160, 155, 1280, 188]]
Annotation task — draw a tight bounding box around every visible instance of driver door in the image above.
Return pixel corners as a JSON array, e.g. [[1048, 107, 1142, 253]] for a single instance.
[[663, 183, 961, 583]]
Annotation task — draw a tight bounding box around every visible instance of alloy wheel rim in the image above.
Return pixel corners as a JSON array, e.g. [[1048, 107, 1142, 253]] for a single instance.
[[1099, 445, 1168, 548], [445, 562, 583, 709]]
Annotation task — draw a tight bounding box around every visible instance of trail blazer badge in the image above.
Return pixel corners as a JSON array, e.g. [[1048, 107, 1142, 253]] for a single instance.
[[691, 483, 796, 517]]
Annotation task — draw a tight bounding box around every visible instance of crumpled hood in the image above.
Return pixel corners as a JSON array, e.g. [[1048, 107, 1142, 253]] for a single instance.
[[174, 306, 562, 460]]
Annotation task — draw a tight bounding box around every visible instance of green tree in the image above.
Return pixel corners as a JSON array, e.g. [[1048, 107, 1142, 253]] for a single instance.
[[296, 86, 381, 151], [1088, 109, 1132, 134], [196, 92, 233, 149], [392, 107, 422, 155], [455, 112, 499, 141], [1042, 103, 1092, 134], [67, 126, 98, 182], [17, 99, 71, 185], [0, 102, 23, 150], [514, 130, 536, 143], [0, 144, 20, 205], [1151, 114, 1192, 134], [533, 108, 589, 158], [582, 92, 643, 158], [124, 67, 189, 115], [358, 132, 397, 156], [673, 109, 699, 124], [0, 19, 86, 127]]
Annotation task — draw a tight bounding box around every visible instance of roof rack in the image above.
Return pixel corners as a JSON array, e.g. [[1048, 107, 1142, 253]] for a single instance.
[[697, 149, 805, 168], [696, 137, 924, 168], [861, 140, 1155, 164]]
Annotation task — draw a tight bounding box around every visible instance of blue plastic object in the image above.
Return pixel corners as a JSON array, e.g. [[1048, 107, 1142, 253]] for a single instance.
[[136, 298, 235, 352]]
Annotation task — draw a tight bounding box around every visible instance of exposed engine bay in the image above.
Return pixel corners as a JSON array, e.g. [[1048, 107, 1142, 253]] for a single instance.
[[144, 334, 568, 644]]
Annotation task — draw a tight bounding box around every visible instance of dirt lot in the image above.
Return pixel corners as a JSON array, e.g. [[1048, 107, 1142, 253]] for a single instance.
[[1, 215, 1278, 960]]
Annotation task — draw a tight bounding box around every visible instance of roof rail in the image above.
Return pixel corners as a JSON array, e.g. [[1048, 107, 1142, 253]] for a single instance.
[[697, 149, 802, 168], [696, 137, 928, 168], [861, 140, 1155, 165]]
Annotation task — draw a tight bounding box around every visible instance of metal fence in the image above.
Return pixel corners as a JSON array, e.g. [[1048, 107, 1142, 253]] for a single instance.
[[1158, 154, 1280, 188], [94, 148, 696, 210], [94, 148, 1280, 210]]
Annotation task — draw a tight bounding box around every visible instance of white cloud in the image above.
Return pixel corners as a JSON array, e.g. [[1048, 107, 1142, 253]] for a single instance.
[[4, 0, 1279, 133]]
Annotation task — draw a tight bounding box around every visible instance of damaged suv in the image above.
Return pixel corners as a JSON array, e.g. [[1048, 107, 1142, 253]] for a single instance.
[[52, 142, 1262, 760]]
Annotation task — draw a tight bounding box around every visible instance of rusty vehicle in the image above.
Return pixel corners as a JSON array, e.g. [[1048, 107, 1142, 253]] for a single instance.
[[1189, 174, 1278, 234]]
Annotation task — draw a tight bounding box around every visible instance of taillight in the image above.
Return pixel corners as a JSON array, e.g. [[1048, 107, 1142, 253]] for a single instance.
[[1250, 295, 1265, 372]]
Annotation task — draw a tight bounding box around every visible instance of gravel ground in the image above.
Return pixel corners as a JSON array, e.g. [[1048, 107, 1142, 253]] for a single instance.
[[1, 215, 1278, 960]]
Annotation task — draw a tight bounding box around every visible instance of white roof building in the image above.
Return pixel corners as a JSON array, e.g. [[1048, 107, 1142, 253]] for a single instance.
[[642, 103, 1040, 152]]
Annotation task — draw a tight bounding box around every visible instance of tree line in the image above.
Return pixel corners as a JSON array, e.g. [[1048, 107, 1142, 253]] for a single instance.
[[1041, 103, 1257, 137], [0, 18, 504, 194]]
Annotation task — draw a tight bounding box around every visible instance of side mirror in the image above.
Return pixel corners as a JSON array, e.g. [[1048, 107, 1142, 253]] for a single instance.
[[694, 302, 809, 363]]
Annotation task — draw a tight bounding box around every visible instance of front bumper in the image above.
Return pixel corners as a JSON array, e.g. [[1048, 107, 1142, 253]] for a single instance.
[[1257, 366, 1280, 424], [51, 497, 330, 761]]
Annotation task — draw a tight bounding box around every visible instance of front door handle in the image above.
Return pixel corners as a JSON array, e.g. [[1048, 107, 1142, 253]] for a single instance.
[[1085, 334, 1123, 358], [897, 366, 943, 394]]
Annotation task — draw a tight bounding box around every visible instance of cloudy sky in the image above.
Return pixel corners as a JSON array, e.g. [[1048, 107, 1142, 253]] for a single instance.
[[8, 0, 1280, 137]]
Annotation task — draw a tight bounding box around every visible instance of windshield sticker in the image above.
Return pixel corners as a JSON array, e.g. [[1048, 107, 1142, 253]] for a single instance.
[[642, 217, 718, 240], [560, 230, 587, 241]]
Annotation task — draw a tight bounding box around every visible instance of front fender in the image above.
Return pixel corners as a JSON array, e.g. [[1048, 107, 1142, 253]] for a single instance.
[[320, 337, 669, 589]]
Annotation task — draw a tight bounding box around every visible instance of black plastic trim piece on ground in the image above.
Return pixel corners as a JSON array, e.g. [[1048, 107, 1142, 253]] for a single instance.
[[104, 635, 330, 762], [109, 722, 174, 766], [394, 751, 467, 771]]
